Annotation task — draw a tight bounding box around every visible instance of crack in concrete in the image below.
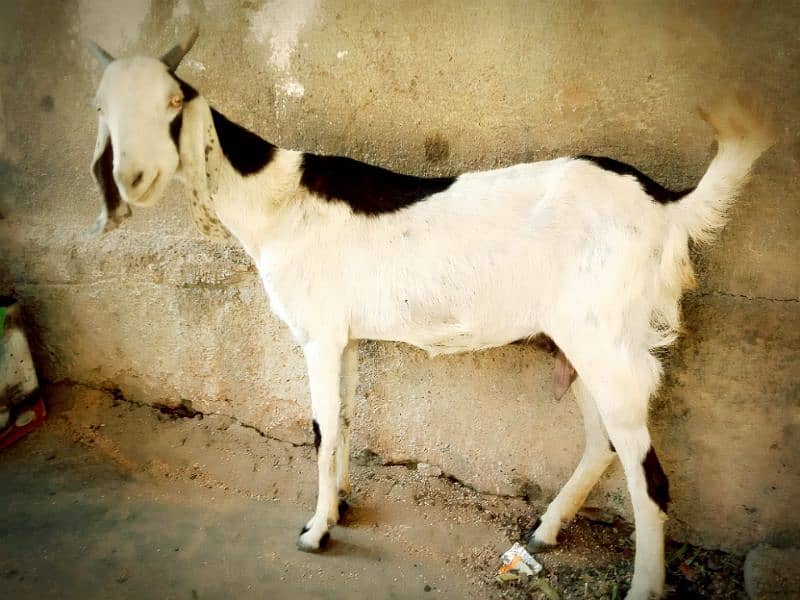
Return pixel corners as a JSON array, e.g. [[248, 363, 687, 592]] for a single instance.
[[13, 273, 255, 289], [202, 409, 310, 448], [54, 380, 312, 449], [52, 380, 499, 499], [691, 290, 799, 304]]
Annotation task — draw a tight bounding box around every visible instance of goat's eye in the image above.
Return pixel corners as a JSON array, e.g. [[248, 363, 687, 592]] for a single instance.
[[169, 95, 182, 108]]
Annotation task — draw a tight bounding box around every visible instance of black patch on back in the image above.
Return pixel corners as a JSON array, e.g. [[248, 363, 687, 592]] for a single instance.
[[642, 446, 670, 513], [93, 139, 122, 213], [169, 112, 183, 150], [299, 153, 457, 216], [577, 155, 694, 204], [312, 419, 321, 452], [211, 108, 276, 176]]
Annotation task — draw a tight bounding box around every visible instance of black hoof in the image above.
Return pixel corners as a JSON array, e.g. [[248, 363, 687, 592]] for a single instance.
[[296, 528, 331, 553], [524, 517, 542, 540], [526, 536, 558, 553], [337, 499, 350, 521], [525, 518, 558, 553]]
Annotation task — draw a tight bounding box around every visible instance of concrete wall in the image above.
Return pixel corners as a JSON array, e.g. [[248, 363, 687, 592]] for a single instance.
[[1, 0, 798, 553]]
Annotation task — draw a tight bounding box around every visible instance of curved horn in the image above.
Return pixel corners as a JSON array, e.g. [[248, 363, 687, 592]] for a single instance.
[[87, 40, 115, 69], [161, 27, 199, 72]]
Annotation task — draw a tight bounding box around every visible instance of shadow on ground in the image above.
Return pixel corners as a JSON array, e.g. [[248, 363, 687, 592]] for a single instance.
[[0, 385, 747, 599]]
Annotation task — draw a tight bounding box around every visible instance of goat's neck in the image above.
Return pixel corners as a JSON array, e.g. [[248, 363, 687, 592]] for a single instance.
[[177, 97, 302, 258]]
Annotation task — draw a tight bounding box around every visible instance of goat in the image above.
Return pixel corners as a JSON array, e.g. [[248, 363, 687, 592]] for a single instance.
[[87, 31, 773, 599]]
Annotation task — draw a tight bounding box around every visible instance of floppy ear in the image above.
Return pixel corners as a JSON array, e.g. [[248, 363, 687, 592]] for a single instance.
[[90, 121, 131, 234]]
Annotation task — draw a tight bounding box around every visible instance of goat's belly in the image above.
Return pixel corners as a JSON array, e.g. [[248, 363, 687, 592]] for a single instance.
[[352, 312, 536, 357]]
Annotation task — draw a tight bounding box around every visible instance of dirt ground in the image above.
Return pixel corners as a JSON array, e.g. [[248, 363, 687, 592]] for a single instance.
[[0, 385, 748, 599]]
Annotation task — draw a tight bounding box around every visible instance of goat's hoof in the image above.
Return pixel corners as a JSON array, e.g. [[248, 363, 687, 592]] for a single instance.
[[623, 586, 661, 600], [526, 518, 559, 553], [526, 536, 558, 553], [337, 499, 350, 522], [296, 527, 331, 553]]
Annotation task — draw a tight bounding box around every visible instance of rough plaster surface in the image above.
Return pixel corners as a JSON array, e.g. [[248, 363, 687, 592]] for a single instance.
[[743, 544, 800, 599], [0, 1, 798, 553]]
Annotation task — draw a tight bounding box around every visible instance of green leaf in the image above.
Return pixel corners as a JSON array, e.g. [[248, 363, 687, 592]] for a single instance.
[[532, 577, 560, 600]]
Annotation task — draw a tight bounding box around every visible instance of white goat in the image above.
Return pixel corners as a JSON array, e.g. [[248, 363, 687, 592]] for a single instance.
[[88, 31, 773, 599]]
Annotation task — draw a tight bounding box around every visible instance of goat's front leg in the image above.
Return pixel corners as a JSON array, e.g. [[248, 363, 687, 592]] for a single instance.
[[335, 341, 358, 521], [297, 338, 346, 552]]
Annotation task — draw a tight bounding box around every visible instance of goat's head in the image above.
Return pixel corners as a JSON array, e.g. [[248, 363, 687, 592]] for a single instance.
[[87, 29, 198, 233]]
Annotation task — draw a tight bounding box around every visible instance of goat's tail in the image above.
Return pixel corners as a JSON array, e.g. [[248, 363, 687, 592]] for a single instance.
[[670, 92, 776, 245], [654, 94, 775, 345]]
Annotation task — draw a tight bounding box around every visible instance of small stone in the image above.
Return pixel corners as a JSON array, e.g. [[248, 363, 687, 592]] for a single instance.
[[744, 544, 800, 599]]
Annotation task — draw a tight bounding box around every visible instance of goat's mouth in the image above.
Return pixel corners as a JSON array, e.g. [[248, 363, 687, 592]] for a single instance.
[[128, 171, 161, 207]]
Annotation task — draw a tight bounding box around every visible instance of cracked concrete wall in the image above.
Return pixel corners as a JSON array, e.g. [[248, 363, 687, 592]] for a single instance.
[[1, 1, 798, 553]]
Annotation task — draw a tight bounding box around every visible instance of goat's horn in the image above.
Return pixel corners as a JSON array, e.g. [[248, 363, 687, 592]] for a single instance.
[[161, 27, 199, 71], [87, 40, 115, 69]]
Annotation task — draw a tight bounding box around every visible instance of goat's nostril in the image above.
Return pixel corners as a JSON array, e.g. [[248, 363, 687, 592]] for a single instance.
[[132, 171, 144, 187]]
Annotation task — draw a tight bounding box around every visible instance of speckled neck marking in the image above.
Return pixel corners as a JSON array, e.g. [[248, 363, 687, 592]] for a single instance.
[[181, 99, 233, 242]]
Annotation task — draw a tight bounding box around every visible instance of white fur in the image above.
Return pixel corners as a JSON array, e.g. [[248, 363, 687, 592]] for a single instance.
[[91, 51, 773, 600]]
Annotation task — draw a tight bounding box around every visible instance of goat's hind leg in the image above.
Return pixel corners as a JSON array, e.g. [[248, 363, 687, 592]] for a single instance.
[[589, 355, 669, 600], [528, 377, 616, 551]]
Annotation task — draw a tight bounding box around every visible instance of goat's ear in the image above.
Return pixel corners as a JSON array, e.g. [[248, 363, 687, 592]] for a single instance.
[[90, 123, 131, 234], [161, 27, 199, 72], [87, 40, 115, 70]]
